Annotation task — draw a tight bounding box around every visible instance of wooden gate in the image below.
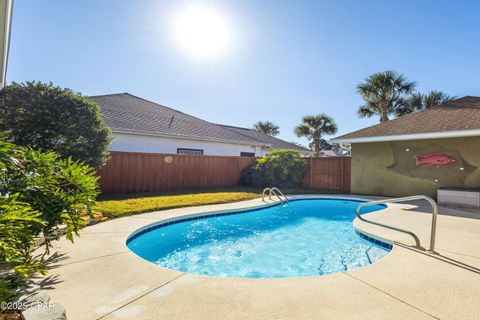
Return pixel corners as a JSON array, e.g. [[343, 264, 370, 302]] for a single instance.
[[304, 157, 351, 193]]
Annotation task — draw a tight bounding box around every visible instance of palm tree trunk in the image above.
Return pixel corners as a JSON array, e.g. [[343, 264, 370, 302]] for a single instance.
[[314, 137, 320, 157], [380, 100, 389, 122]]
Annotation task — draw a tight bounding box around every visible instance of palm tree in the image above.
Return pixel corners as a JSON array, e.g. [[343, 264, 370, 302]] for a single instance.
[[395, 90, 456, 116], [253, 121, 280, 136], [295, 114, 338, 157], [357, 70, 416, 122]]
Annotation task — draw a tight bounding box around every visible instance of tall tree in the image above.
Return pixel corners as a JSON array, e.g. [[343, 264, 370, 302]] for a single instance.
[[357, 70, 416, 122], [395, 90, 456, 116], [294, 114, 338, 157], [0, 81, 112, 168], [253, 121, 280, 136]]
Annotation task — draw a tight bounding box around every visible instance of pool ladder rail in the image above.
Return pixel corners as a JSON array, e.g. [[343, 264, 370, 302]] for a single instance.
[[356, 195, 438, 252], [262, 187, 289, 204]]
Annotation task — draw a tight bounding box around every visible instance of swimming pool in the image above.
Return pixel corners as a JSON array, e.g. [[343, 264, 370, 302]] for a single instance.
[[127, 198, 391, 278]]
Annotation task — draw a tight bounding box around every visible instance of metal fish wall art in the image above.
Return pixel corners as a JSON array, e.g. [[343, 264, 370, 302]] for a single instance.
[[415, 152, 456, 168]]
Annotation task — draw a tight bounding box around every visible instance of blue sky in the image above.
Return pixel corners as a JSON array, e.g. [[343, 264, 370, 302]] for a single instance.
[[7, 0, 480, 146]]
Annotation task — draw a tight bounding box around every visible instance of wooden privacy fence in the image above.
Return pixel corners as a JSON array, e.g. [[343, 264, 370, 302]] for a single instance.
[[98, 152, 351, 194], [98, 152, 255, 194], [304, 157, 351, 193]]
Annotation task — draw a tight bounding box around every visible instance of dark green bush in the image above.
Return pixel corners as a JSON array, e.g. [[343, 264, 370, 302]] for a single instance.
[[0, 81, 112, 168], [240, 150, 307, 188], [0, 136, 99, 303]]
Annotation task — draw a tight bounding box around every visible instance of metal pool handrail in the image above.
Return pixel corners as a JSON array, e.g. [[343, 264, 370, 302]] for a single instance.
[[262, 188, 272, 201], [271, 187, 288, 203], [262, 187, 288, 204], [356, 195, 438, 252]]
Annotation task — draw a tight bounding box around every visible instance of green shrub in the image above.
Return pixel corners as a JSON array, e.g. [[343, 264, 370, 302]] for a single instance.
[[5, 149, 99, 244], [0, 81, 112, 168], [240, 150, 307, 188], [0, 193, 45, 273], [0, 136, 99, 303]]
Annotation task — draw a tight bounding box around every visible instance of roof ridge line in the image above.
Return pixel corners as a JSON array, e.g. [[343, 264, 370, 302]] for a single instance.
[[120, 93, 190, 115], [88, 92, 128, 98], [217, 123, 251, 130], [219, 123, 310, 151], [219, 124, 272, 146]]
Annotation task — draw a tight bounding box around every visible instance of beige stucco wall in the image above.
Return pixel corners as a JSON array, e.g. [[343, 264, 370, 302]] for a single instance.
[[351, 136, 480, 198]]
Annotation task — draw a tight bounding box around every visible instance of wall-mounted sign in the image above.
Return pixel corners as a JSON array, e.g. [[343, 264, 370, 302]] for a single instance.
[[415, 152, 456, 167]]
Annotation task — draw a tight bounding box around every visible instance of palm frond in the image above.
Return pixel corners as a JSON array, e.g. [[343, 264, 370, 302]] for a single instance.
[[294, 124, 311, 138], [356, 70, 416, 121], [253, 121, 280, 136], [295, 114, 338, 139]]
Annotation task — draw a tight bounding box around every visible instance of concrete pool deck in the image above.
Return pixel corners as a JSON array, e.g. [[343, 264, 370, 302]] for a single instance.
[[40, 195, 480, 320]]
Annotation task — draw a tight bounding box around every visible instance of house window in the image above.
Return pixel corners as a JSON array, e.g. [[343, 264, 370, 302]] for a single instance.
[[240, 152, 255, 157], [177, 148, 204, 155]]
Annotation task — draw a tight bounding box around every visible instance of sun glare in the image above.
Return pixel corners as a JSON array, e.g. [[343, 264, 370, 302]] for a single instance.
[[174, 5, 230, 58]]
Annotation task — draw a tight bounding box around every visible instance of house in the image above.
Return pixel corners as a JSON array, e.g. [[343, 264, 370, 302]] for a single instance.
[[332, 96, 480, 198], [90, 93, 310, 157], [309, 139, 351, 157], [0, 0, 13, 90]]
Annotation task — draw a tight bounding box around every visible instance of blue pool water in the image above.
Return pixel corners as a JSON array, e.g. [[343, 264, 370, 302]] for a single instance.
[[127, 198, 390, 278]]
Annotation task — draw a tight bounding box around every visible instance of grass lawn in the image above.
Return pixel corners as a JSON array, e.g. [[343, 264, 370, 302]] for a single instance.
[[95, 188, 262, 218], [95, 187, 336, 218]]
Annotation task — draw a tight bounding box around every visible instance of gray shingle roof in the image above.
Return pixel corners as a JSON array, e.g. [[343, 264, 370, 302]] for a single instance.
[[90, 93, 263, 145], [218, 124, 310, 152], [333, 96, 480, 142], [90, 93, 307, 151]]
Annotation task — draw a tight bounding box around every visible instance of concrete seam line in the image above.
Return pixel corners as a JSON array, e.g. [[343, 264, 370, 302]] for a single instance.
[[59, 251, 130, 267], [96, 273, 187, 320], [436, 249, 480, 260], [342, 272, 440, 319]]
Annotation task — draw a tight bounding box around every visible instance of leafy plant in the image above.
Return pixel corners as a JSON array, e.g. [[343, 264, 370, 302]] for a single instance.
[[0, 135, 99, 303], [0, 194, 46, 276], [0, 139, 45, 303], [3, 149, 99, 245], [240, 150, 307, 188], [0, 81, 112, 168]]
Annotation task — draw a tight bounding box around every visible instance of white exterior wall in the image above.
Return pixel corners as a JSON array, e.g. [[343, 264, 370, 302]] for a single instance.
[[109, 132, 267, 157]]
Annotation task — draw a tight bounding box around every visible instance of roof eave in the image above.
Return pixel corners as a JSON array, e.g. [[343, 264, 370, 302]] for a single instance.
[[331, 129, 480, 144], [112, 129, 269, 147]]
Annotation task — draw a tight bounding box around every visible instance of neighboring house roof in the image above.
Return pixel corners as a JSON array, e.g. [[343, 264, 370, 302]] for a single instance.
[[332, 96, 480, 143], [90, 93, 307, 151], [218, 124, 310, 152], [90, 93, 263, 145]]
